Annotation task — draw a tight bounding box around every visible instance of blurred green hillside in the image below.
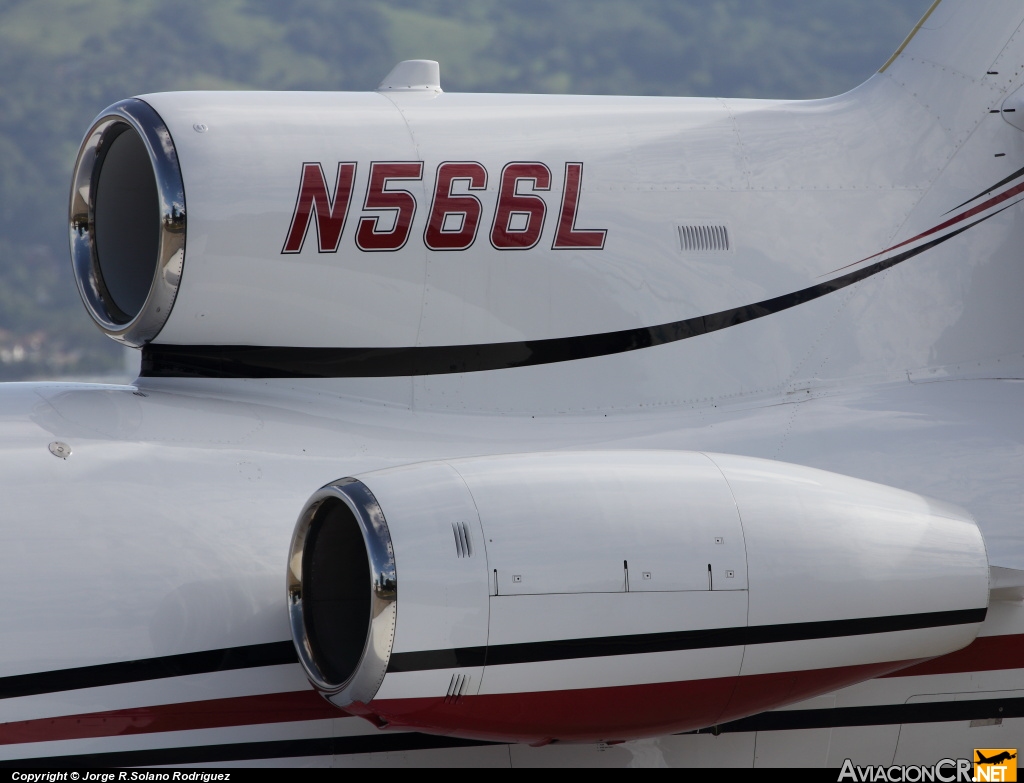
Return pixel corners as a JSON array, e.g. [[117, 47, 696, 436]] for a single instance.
[[0, 0, 930, 379]]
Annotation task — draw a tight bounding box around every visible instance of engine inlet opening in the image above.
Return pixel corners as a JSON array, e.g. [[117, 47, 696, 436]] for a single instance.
[[70, 99, 185, 346], [302, 498, 373, 688], [93, 126, 160, 322]]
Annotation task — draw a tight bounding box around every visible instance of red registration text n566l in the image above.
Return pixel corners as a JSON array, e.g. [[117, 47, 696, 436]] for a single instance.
[[283, 161, 607, 254]]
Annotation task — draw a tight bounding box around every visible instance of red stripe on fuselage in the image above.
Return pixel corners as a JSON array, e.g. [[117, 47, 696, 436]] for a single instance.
[[881, 633, 1024, 678], [361, 660, 914, 744], [5, 634, 1022, 747], [0, 690, 342, 747], [0, 663, 904, 747], [828, 180, 1024, 275]]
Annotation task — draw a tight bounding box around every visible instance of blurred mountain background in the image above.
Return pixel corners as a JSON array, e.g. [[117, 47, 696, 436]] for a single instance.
[[0, 0, 931, 380]]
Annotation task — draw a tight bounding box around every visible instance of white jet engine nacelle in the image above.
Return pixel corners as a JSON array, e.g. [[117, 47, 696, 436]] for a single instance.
[[68, 93, 620, 355], [286, 451, 989, 744]]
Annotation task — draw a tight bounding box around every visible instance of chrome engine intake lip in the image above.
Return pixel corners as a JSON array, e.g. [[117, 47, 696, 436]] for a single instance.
[[287, 478, 397, 704], [69, 98, 185, 347]]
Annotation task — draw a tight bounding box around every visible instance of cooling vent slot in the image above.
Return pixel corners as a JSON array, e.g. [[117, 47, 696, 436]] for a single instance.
[[452, 521, 473, 558], [444, 673, 471, 704], [678, 224, 730, 252]]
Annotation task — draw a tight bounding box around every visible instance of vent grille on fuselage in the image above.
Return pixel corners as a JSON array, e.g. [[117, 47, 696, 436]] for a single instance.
[[453, 521, 473, 558], [444, 673, 471, 704], [678, 224, 730, 252]]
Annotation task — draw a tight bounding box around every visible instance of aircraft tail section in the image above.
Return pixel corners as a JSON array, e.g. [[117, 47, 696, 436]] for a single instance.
[[878, 0, 1024, 145]]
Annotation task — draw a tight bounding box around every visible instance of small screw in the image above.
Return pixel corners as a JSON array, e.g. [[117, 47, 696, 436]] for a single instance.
[[193, 123, 208, 133]]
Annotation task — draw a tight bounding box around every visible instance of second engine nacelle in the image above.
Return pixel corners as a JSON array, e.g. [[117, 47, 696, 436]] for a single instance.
[[286, 451, 989, 744]]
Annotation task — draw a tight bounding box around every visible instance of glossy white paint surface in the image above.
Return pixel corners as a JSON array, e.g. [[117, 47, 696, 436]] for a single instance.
[[139, 79, 935, 353], [484, 590, 745, 647], [295, 450, 988, 710], [448, 451, 747, 594], [0, 373, 1021, 763], [709, 454, 990, 627], [133, 55, 1018, 372], [352, 461, 489, 656], [3, 0, 1023, 766]]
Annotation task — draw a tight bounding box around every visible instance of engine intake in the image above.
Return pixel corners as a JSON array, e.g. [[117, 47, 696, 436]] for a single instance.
[[288, 478, 396, 706], [69, 98, 185, 346]]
